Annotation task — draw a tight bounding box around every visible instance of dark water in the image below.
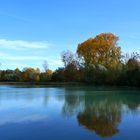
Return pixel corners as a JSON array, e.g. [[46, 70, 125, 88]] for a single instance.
[[0, 86, 140, 140]]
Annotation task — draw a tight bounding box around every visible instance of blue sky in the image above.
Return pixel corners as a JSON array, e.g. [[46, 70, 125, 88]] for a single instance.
[[0, 0, 140, 70]]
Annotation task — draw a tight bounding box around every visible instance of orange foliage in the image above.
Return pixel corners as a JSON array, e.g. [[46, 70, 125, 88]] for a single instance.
[[77, 33, 121, 69]]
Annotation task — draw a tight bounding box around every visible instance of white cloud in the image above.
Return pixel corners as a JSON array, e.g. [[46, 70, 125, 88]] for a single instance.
[[0, 39, 63, 69], [0, 52, 62, 63], [0, 54, 63, 70], [1, 56, 63, 67], [1, 63, 26, 68], [0, 39, 50, 50]]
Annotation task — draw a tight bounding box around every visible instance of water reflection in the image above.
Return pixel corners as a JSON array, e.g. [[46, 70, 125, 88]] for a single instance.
[[77, 95, 121, 137], [62, 90, 84, 117], [0, 86, 140, 140], [62, 88, 140, 138]]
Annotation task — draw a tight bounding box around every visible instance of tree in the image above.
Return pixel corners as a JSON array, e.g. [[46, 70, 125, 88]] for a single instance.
[[125, 53, 140, 86], [61, 50, 76, 68], [34, 68, 41, 82], [126, 52, 140, 70], [77, 33, 121, 69], [61, 50, 80, 81], [43, 61, 48, 72], [14, 68, 22, 81], [22, 67, 41, 82], [51, 67, 65, 82]]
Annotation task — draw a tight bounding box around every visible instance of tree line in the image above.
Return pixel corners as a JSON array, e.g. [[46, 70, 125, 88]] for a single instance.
[[0, 33, 140, 86]]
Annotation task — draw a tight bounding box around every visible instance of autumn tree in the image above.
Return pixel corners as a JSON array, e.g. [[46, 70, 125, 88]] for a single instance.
[[51, 67, 65, 82], [14, 68, 22, 81], [61, 51, 77, 68], [61, 50, 80, 81], [126, 52, 140, 70], [40, 61, 53, 81], [77, 33, 121, 69], [22, 68, 40, 82]]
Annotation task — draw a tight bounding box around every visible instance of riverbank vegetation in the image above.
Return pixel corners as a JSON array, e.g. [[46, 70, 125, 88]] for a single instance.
[[0, 33, 140, 86]]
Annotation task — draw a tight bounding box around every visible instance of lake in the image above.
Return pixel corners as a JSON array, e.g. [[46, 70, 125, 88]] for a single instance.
[[0, 85, 140, 140]]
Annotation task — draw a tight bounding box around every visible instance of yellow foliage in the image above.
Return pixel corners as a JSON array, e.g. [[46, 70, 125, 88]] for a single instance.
[[77, 33, 121, 69]]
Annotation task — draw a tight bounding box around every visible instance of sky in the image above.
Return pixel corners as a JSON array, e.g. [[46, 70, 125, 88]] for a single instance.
[[0, 0, 140, 71]]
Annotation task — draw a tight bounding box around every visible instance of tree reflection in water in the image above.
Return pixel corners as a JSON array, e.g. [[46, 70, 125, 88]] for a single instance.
[[62, 89, 84, 117], [77, 99, 121, 137], [62, 89, 140, 137]]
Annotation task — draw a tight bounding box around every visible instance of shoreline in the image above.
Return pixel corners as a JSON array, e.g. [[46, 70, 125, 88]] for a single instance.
[[0, 82, 84, 86], [0, 82, 139, 90]]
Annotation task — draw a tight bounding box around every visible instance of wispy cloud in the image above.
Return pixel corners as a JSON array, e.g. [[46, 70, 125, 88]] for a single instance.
[[0, 38, 63, 69], [1, 56, 62, 66], [0, 52, 62, 69], [1, 63, 26, 68], [0, 39, 51, 50]]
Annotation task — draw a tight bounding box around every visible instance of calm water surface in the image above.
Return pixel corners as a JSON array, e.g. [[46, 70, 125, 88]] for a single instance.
[[0, 85, 140, 140]]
